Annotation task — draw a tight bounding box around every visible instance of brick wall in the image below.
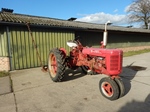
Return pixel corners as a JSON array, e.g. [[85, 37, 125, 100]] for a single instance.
[[0, 57, 10, 71]]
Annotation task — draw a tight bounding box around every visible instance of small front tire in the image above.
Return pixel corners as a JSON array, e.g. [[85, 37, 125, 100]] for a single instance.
[[99, 77, 119, 101], [80, 66, 89, 74], [114, 78, 125, 98]]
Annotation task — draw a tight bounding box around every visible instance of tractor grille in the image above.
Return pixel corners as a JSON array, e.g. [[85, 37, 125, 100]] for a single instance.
[[110, 55, 119, 71]]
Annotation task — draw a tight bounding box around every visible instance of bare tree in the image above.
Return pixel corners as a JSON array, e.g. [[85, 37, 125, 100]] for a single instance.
[[126, 0, 150, 29]]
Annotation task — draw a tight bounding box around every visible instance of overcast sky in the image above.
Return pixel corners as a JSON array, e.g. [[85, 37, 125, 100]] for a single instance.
[[1, 0, 136, 27]]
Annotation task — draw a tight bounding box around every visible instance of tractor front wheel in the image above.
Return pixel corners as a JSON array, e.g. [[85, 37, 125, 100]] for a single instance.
[[114, 78, 125, 98], [48, 48, 66, 82], [99, 77, 119, 100], [81, 66, 97, 75], [80, 66, 89, 74]]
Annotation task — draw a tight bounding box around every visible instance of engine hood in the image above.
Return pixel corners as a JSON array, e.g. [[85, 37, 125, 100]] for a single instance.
[[82, 48, 122, 57]]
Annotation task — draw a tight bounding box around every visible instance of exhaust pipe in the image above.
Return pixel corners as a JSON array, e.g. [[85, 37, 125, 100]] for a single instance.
[[103, 21, 110, 48], [103, 31, 108, 47]]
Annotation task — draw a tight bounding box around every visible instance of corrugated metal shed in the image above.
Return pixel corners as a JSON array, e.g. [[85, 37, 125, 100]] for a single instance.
[[0, 10, 150, 33], [0, 27, 8, 56], [9, 26, 74, 70], [0, 9, 76, 70]]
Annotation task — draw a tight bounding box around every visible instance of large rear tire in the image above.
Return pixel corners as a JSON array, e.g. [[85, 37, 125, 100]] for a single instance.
[[48, 48, 66, 82], [99, 77, 119, 100]]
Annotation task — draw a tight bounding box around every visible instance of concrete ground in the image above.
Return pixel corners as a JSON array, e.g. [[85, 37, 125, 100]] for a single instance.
[[0, 52, 150, 112], [0, 76, 12, 95]]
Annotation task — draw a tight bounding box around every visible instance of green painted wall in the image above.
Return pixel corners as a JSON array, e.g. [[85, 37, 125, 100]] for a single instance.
[[76, 31, 150, 48], [0, 27, 8, 56], [75, 31, 103, 47], [107, 32, 150, 48], [9, 26, 74, 70]]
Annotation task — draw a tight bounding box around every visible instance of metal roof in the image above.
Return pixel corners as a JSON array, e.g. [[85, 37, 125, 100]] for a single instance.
[[0, 11, 150, 34]]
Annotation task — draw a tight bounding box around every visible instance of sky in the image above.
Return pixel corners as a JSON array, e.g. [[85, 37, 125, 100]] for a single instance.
[[1, 0, 135, 27]]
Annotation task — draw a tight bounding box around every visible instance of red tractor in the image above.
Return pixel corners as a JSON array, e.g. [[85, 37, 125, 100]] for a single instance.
[[48, 22, 125, 101]]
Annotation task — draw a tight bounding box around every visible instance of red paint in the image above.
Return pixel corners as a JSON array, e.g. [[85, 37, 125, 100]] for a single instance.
[[102, 82, 113, 96], [51, 54, 57, 74], [64, 39, 123, 78]]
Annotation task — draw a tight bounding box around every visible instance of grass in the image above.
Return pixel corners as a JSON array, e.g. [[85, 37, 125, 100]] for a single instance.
[[123, 49, 150, 57], [0, 71, 10, 77]]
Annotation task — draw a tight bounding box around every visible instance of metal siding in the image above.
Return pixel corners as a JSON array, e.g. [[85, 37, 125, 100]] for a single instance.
[[10, 26, 74, 70], [76, 31, 103, 47], [76, 31, 150, 48], [107, 32, 150, 48], [0, 28, 8, 56]]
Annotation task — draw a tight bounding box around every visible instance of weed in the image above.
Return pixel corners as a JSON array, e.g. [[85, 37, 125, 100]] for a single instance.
[[123, 49, 150, 57], [0, 71, 9, 77]]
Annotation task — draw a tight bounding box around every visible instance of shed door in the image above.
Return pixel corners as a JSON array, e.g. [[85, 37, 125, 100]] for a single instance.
[[10, 27, 74, 70]]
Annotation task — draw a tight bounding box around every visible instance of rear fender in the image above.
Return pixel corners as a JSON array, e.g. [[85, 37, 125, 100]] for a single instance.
[[59, 47, 67, 58]]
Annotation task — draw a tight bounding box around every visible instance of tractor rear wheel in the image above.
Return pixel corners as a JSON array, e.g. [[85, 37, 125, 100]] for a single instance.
[[48, 48, 66, 82], [99, 77, 119, 100], [114, 78, 125, 98]]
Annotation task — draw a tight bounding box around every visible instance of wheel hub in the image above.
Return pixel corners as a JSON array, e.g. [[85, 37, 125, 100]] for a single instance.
[[102, 82, 113, 97], [50, 54, 57, 77]]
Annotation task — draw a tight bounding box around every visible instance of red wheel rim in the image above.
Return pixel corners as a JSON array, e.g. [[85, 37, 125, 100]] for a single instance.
[[102, 82, 113, 97], [50, 54, 57, 75]]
